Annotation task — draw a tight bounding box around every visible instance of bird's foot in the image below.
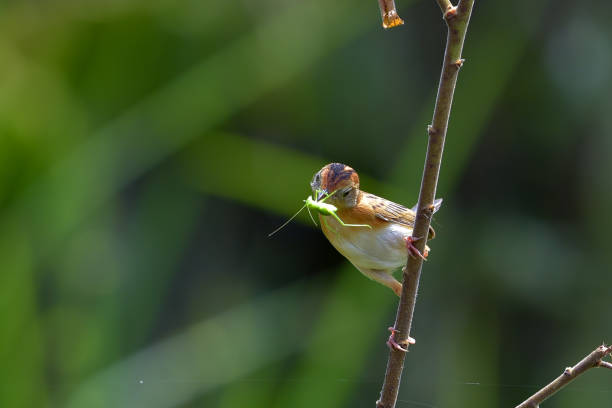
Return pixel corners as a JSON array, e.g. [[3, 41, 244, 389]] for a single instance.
[[386, 326, 415, 352], [404, 236, 427, 260]]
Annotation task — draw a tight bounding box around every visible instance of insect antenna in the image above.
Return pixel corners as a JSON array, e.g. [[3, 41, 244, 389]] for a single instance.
[[268, 203, 307, 237]]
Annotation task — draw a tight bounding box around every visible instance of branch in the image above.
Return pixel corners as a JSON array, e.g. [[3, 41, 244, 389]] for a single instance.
[[376, 1, 474, 407], [377, 0, 404, 29], [435, 0, 453, 14], [515, 345, 612, 408], [598, 360, 612, 370]]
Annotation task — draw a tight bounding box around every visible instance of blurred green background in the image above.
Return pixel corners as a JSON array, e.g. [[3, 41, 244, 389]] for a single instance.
[[1, 0, 611, 407]]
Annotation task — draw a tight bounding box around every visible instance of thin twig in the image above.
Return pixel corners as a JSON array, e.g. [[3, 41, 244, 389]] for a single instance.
[[598, 360, 612, 370], [435, 0, 453, 14], [515, 345, 612, 408], [375, 1, 474, 407]]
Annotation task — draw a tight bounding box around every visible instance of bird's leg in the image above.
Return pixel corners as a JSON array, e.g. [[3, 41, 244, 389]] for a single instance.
[[356, 267, 402, 296], [386, 326, 415, 352], [404, 236, 427, 260]]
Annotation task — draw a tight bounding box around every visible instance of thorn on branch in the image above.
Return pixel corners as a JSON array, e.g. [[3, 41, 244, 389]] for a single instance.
[[563, 367, 573, 376], [427, 125, 437, 136], [454, 58, 465, 69]]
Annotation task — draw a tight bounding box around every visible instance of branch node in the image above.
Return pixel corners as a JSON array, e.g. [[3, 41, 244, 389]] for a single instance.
[[563, 367, 573, 376], [597, 360, 612, 370], [454, 58, 465, 69], [443, 6, 458, 20], [427, 125, 438, 136]]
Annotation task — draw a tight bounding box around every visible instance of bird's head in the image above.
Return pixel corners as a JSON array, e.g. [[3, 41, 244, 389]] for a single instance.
[[310, 163, 360, 208]]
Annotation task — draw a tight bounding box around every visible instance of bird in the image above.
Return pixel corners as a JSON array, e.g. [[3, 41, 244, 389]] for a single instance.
[[310, 163, 442, 298]]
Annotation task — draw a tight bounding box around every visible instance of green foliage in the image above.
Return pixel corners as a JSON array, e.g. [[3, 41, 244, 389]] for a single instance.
[[1, 1, 611, 407]]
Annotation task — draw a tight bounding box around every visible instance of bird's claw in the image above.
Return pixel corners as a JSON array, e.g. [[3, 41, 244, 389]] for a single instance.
[[404, 236, 427, 260], [386, 327, 415, 352]]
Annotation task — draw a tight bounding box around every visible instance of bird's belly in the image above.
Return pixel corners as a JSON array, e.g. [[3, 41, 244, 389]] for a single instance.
[[322, 218, 410, 270]]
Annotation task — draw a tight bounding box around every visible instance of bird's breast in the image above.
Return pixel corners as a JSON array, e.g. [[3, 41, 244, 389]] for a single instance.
[[320, 214, 410, 270]]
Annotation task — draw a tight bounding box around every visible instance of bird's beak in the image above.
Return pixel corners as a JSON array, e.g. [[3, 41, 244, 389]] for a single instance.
[[316, 189, 327, 201]]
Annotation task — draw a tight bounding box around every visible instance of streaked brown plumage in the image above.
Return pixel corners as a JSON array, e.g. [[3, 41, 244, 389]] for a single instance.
[[311, 163, 441, 296]]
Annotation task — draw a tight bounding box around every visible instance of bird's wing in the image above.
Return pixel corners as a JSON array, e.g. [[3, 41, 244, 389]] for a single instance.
[[373, 196, 417, 227], [373, 195, 442, 239]]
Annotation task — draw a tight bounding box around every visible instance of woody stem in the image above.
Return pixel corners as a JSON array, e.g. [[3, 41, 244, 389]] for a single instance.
[[376, 1, 474, 408], [515, 345, 612, 408]]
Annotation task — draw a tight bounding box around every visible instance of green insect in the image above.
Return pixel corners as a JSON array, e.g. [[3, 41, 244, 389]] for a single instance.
[[268, 189, 372, 237]]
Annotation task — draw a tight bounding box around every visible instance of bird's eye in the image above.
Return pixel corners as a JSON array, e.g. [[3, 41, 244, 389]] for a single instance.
[[342, 189, 351, 198], [314, 173, 321, 184]]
